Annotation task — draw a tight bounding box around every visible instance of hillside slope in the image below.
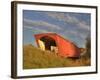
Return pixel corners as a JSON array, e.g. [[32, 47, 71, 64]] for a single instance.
[[23, 44, 90, 69]]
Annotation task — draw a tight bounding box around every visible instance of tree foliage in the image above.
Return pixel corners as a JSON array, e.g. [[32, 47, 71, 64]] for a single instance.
[[85, 36, 91, 58]]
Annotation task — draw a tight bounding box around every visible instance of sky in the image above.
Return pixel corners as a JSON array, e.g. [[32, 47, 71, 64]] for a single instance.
[[23, 10, 91, 48]]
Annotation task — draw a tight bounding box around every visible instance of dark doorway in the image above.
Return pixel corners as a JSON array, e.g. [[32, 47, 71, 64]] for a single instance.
[[40, 36, 57, 51]]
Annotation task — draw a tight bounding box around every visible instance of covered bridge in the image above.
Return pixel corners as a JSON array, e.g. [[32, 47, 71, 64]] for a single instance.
[[34, 33, 81, 58]]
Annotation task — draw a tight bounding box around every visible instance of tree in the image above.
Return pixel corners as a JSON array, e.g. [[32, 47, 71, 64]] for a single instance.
[[85, 36, 91, 58]]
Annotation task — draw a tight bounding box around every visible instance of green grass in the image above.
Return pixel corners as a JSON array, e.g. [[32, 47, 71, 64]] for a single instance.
[[23, 44, 91, 69]]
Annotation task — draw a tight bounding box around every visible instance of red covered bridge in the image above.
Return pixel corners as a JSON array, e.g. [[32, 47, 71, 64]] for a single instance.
[[34, 33, 81, 58]]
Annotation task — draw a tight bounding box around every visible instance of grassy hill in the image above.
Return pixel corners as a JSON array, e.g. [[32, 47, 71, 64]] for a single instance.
[[23, 44, 90, 69]]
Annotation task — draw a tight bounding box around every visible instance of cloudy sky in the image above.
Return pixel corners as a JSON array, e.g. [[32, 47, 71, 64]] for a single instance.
[[23, 10, 91, 48]]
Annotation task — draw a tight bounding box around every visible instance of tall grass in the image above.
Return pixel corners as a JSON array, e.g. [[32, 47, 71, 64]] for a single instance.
[[23, 44, 90, 69]]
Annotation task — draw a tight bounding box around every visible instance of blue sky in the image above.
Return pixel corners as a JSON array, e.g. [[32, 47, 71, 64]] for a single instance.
[[23, 10, 91, 48]]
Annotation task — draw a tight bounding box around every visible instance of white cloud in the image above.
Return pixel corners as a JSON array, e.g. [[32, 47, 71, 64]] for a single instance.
[[46, 12, 90, 31], [24, 18, 62, 31], [78, 21, 90, 30]]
